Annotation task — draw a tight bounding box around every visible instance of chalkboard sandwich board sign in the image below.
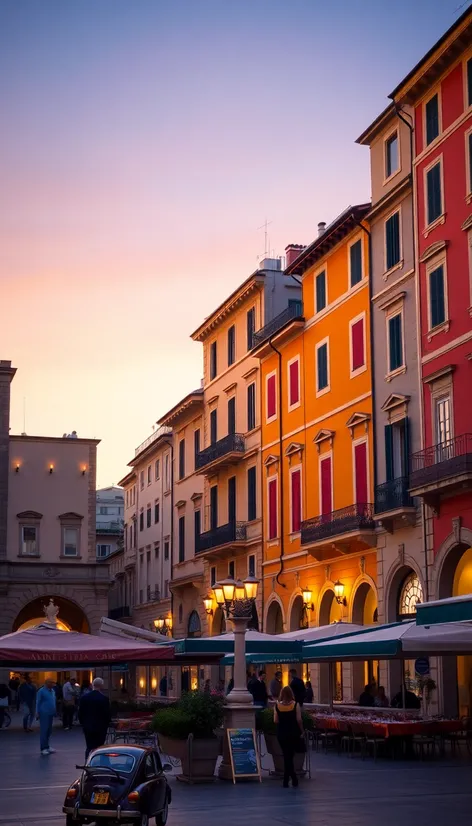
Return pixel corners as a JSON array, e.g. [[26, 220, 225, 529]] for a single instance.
[[227, 728, 261, 783]]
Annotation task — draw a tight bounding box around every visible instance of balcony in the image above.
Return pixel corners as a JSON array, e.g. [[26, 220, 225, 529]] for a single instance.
[[195, 433, 245, 474], [374, 477, 416, 533], [301, 503, 376, 560], [252, 302, 304, 354], [96, 521, 124, 534], [409, 434, 472, 511], [196, 521, 247, 558], [108, 606, 131, 620]]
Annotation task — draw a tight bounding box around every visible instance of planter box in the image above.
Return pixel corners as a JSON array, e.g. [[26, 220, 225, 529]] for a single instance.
[[264, 733, 306, 777], [159, 734, 219, 783]]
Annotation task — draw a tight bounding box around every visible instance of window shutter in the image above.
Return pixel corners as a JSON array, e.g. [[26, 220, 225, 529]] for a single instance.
[[350, 240, 362, 286], [384, 424, 394, 482], [468, 58, 472, 107], [402, 417, 410, 477], [228, 476, 236, 524], [291, 469, 301, 532], [194, 428, 200, 468], [210, 409, 218, 444], [247, 308, 255, 350], [320, 456, 332, 515], [179, 516, 185, 563], [317, 344, 328, 390], [425, 95, 439, 145], [268, 478, 277, 539], [247, 383, 255, 431], [468, 132, 472, 193], [248, 466, 257, 521], [354, 442, 368, 505], [386, 212, 400, 270], [430, 265, 445, 328], [388, 314, 402, 372], [210, 485, 218, 530], [289, 360, 299, 406], [228, 397, 236, 435], [427, 164, 441, 224], [316, 271, 326, 311], [267, 374, 276, 419], [351, 318, 365, 371]]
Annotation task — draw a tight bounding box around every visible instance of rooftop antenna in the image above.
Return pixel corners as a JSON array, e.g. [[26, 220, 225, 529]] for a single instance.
[[257, 218, 272, 258]]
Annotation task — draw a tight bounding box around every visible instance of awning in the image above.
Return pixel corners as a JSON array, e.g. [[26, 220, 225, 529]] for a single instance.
[[302, 620, 472, 662], [173, 630, 303, 658], [278, 621, 364, 642], [416, 594, 472, 625], [222, 652, 303, 665]]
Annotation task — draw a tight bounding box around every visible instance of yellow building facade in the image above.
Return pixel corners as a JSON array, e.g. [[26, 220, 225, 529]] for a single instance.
[[255, 206, 379, 703]]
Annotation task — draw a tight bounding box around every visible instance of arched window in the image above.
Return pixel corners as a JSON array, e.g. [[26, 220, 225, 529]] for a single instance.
[[187, 610, 202, 638], [398, 572, 423, 618]]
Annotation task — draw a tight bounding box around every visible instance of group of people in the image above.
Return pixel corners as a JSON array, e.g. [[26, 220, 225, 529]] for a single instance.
[[246, 668, 313, 708], [359, 679, 421, 710]]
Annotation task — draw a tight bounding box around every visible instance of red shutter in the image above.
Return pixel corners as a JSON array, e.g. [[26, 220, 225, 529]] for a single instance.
[[267, 374, 276, 419], [320, 456, 332, 515], [351, 318, 365, 372], [354, 442, 368, 506], [289, 360, 299, 406], [268, 478, 277, 539], [291, 469, 301, 532]]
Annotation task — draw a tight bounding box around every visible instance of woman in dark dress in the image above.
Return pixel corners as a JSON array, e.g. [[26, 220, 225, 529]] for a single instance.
[[274, 685, 304, 788]]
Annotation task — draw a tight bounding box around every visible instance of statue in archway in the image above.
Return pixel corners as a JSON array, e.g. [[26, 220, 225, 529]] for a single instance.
[[43, 598, 59, 626]]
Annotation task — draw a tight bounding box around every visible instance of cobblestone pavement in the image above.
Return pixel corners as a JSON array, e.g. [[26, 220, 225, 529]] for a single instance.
[[1, 719, 472, 825]]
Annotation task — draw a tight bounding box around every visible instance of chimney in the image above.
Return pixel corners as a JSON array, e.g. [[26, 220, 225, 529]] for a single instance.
[[285, 244, 305, 269], [318, 222, 326, 237]]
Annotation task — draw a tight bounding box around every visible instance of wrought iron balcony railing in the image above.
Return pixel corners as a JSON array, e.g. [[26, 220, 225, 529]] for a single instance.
[[301, 503, 375, 545], [196, 521, 247, 554], [375, 477, 414, 514], [96, 521, 124, 534], [252, 301, 303, 348], [109, 606, 131, 620], [195, 433, 245, 470], [410, 433, 472, 489]]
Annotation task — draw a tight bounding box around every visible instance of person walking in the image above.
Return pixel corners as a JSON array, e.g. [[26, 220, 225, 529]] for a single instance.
[[36, 678, 57, 755], [269, 671, 282, 701], [62, 678, 76, 730], [274, 686, 304, 788], [18, 674, 37, 732], [0, 684, 11, 729], [304, 680, 314, 704], [78, 677, 112, 760], [289, 669, 306, 706], [248, 671, 268, 708]]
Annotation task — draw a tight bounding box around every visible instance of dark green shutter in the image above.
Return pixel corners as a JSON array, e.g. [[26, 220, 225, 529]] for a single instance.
[[385, 424, 394, 482], [248, 466, 257, 521], [425, 95, 439, 144], [317, 344, 328, 390], [228, 397, 236, 435], [388, 314, 402, 371], [430, 265, 445, 328], [247, 309, 255, 350], [386, 212, 400, 270], [350, 241, 362, 286], [316, 271, 326, 311], [402, 417, 410, 477], [427, 164, 441, 224]]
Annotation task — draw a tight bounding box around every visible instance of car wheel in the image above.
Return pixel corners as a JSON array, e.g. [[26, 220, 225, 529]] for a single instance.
[[155, 797, 169, 826]]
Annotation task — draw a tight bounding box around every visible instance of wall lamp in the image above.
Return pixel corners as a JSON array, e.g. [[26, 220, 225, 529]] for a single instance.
[[49, 464, 54, 474], [334, 580, 347, 607], [302, 588, 314, 612], [203, 596, 214, 616], [81, 466, 87, 476], [15, 464, 20, 473]]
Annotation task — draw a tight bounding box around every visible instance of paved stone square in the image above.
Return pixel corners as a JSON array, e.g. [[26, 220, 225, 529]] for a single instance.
[[1, 720, 472, 826]]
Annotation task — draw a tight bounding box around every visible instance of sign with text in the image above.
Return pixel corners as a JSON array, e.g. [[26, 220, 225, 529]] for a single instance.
[[415, 657, 430, 676], [227, 728, 261, 784]]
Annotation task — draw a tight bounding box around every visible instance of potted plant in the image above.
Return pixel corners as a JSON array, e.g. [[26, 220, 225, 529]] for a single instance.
[[256, 708, 313, 777], [152, 691, 224, 782]]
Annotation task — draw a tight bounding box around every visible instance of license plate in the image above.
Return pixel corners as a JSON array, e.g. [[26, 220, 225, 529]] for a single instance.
[[91, 792, 109, 805]]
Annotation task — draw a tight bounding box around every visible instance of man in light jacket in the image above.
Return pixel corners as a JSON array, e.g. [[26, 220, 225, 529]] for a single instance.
[[36, 678, 57, 755]]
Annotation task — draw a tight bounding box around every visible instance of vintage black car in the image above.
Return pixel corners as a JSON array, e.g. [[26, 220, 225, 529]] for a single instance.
[[63, 744, 171, 826]]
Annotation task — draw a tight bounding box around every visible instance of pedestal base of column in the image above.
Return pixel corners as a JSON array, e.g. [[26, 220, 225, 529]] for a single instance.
[[218, 702, 257, 781]]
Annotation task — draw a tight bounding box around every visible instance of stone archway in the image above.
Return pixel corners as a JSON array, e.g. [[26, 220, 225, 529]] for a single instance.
[[266, 599, 284, 635], [289, 595, 305, 631], [13, 595, 90, 634], [351, 580, 378, 701], [384, 564, 424, 700], [187, 610, 202, 639]]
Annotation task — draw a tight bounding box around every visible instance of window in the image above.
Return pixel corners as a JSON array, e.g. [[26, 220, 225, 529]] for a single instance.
[[429, 264, 446, 329], [99, 506, 108, 515], [210, 341, 217, 380], [320, 455, 332, 515], [247, 382, 256, 431], [63, 527, 79, 557], [384, 418, 410, 481], [248, 554, 255, 578], [435, 396, 452, 446], [247, 307, 255, 350], [290, 467, 301, 533], [178, 516, 185, 563], [147, 465, 152, 485], [139, 512, 144, 531], [316, 340, 329, 393], [128, 524, 133, 547], [21, 526, 37, 556], [140, 470, 144, 491], [468, 57, 472, 108], [228, 396, 236, 435], [210, 408, 218, 444], [146, 507, 151, 528], [399, 573, 424, 617], [385, 131, 399, 178], [266, 372, 277, 421], [425, 94, 439, 145], [349, 239, 363, 287], [350, 316, 365, 374], [96, 544, 111, 558], [210, 565, 216, 587], [247, 466, 257, 521], [164, 541, 169, 561], [210, 485, 218, 530], [228, 476, 236, 524], [388, 312, 404, 372], [179, 439, 185, 480], [194, 428, 200, 468], [467, 131, 472, 195], [227, 325, 235, 366], [144, 753, 157, 779], [385, 211, 400, 271], [194, 510, 201, 547], [154, 501, 160, 524], [288, 357, 300, 409], [154, 543, 160, 559], [268, 477, 278, 540], [139, 588, 143, 604], [228, 560, 235, 579], [164, 454, 170, 491], [155, 459, 160, 480], [354, 441, 368, 506], [426, 161, 442, 225], [315, 270, 326, 312]]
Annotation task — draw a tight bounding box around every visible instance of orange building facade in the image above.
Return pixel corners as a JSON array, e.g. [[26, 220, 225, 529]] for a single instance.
[[254, 207, 379, 703]]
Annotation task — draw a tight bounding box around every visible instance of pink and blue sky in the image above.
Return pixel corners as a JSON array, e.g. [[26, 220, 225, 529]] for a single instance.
[[1, 0, 463, 486]]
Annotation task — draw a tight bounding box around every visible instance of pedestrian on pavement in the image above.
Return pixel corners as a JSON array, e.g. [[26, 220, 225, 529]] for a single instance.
[[36, 678, 57, 755], [78, 677, 112, 760], [18, 674, 37, 732], [8, 675, 20, 712], [269, 670, 282, 700], [0, 683, 11, 729], [304, 680, 314, 704], [62, 678, 76, 730], [248, 671, 268, 708], [159, 674, 168, 697], [274, 685, 304, 788], [289, 669, 306, 706]]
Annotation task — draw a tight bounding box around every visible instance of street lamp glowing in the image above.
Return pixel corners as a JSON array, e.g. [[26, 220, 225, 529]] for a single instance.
[[234, 581, 246, 601], [334, 580, 346, 605], [203, 596, 213, 615], [154, 618, 165, 631], [302, 588, 312, 605], [220, 578, 236, 603], [212, 584, 225, 606], [243, 576, 259, 601]]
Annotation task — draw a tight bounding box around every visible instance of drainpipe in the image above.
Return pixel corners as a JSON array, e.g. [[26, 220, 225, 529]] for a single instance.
[[268, 336, 286, 589]]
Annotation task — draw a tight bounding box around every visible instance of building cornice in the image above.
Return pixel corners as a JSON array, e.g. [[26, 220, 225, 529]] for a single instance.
[[191, 275, 264, 342]]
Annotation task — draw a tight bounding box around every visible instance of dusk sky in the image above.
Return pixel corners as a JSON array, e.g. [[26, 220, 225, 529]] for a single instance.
[[1, 0, 464, 487]]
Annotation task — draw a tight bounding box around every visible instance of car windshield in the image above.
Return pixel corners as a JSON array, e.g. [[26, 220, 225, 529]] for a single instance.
[[88, 752, 136, 774]]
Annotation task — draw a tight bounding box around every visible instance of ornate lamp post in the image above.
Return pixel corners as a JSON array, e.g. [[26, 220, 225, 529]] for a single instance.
[[207, 575, 259, 780]]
